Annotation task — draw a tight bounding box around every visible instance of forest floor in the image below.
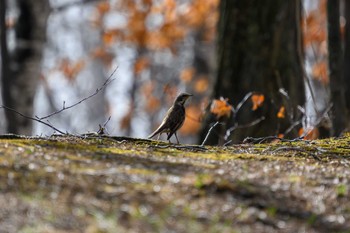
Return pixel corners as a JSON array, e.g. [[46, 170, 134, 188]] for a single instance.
[[0, 134, 349, 233]]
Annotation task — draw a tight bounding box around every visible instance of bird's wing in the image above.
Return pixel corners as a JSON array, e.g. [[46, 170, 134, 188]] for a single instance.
[[166, 105, 185, 132], [148, 106, 175, 138]]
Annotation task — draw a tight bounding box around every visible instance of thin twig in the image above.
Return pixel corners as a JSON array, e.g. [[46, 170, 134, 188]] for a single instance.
[[225, 116, 265, 140], [234, 92, 253, 114], [201, 121, 220, 146], [267, 146, 321, 161], [1, 68, 117, 135], [150, 144, 208, 151], [223, 140, 232, 146], [97, 116, 111, 135], [283, 119, 302, 136], [243, 136, 306, 144], [38, 67, 118, 120], [0, 105, 66, 134]]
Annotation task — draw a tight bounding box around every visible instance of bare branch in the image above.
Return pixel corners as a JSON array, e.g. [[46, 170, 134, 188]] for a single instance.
[[225, 116, 265, 140], [0, 105, 66, 134], [149, 144, 208, 151], [234, 92, 253, 114], [243, 136, 305, 144], [39, 67, 118, 120], [201, 121, 220, 146], [283, 119, 302, 136], [1, 67, 117, 136]]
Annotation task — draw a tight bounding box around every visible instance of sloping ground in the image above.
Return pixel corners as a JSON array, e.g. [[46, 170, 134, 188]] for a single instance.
[[0, 135, 349, 233]]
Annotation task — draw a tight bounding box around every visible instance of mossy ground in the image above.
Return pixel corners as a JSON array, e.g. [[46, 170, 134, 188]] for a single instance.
[[0, 135, 349, 233]]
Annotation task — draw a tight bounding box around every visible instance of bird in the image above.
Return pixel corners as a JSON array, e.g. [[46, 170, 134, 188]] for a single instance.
[[148, 93, 192, 144]]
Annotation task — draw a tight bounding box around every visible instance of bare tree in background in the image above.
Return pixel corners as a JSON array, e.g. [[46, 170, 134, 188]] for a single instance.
[[0, 0, 50, 134], [327, 0, 347, 136], [201, 0, 305, 144], [343, 0, 350, 130]]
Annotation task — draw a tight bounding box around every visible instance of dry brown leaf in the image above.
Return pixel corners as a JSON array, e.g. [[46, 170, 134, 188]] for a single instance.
[[277, 106, 285, 119], [251, 94, 265, 111], [210, 98, 232, 119]]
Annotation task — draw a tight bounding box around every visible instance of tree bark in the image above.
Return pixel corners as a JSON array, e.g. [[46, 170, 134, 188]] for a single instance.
[[327, 0, 347, 136], [2, 0, 50, 134], [200, 0, 304, 144], [343, 0, 350, 129], [0, 0, 14, 132]]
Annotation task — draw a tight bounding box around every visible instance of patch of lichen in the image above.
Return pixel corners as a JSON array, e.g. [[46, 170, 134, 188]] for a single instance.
[[0, 135, 350, 232]]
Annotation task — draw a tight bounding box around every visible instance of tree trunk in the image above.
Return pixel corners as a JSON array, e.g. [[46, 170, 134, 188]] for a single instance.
[[343, 0, 350, 130], [200, 0, 304, 145], [0, 0, 13, 132], [327, 0, 347, 136], [2, 0, 50, 135]]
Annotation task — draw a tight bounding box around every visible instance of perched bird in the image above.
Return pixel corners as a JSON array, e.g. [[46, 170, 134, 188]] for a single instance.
[[148, 93, 192, 143]]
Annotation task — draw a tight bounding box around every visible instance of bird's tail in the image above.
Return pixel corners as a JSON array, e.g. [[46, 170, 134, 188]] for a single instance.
[[148, 131, 157, 139], [148, 129, 160, 139], [148, 125, 164, 139]]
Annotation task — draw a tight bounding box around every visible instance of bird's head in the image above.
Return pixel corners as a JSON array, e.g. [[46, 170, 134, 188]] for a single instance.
[[174, 93, 192, 105]]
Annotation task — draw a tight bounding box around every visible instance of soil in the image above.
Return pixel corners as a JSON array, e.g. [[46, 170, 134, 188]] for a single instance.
[[0, 134, 349, 233]]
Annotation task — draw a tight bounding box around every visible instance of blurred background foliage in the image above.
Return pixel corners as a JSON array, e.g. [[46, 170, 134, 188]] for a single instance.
[[0, 0, 349, 145]]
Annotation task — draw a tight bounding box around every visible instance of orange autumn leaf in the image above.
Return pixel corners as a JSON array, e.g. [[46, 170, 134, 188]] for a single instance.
[[142, 0, 153, 7], [180, 67, 195, 83], [312, 62, 328, 84], [91, 47, 114, 66], [299, 127, 319, 140], [160, 22, 186, 41], [145, 96, 161, 113], [194, 76, 209, 93], [59, 59, 85, 81], [163, 0, 177, 21], [251, 94, 265, 111], [102, 31, 117, 45], [277, 106, 285, 119], [163, 84, 177, 96], [302, 0, 327, 46], [164, 0, 176, 10], [145, 31, 171, 49], [134, 57, 150, 75], [141, 81, 155, 97], [210, 97, 232, 119], [96, 2, 110, 15]]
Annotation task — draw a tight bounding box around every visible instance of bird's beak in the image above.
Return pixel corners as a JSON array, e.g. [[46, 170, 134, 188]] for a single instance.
[[185, 95, 192, 100]]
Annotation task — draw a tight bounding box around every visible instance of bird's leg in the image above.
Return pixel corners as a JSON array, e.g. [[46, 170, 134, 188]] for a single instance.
[[174, 132, 180, 144], [157, 133, 161, 140], [167, 133, 173, 144]]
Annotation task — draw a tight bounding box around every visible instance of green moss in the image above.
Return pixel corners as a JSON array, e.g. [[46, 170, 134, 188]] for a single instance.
[[1, 135, 350, 232], [336, 184, 348, 197]]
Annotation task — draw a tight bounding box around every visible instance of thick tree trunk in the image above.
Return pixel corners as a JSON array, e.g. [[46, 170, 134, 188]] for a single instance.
[[200, 0, 304, 145], [327, 0, 347, 136], [343, 0, 350, 130], [2, 0, 50, 134]]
